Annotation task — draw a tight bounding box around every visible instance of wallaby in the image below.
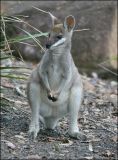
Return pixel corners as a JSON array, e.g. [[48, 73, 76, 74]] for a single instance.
[[27, 15, 86, 140]]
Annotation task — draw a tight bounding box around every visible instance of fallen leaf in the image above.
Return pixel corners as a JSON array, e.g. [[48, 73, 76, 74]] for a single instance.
[[91, 138, 100, 142], [83, 130, 89, 133], [110, 94, 117, 107], [88, 142, 93, 152], [84, 81, 95, 93], [106, 150, 112, 157], [83, 99, 89, 105], [96, 99, 104, 105], [26, 154, 41, 159], [102, 150, 113, 157], [91, 72, 98, 79], [3, 140, 16, 149], [110, 81, 117, 88], [53, 144, 60, 152], [7, 142, 16, 149], [15, 135, 26, 140], [47, 137, 55, 142], [83, 156, 93, 160], [15, 100, 28, 105], [111, 135, 117, 142], [1, 83, 15, 89], [59, 140, 73, 146]]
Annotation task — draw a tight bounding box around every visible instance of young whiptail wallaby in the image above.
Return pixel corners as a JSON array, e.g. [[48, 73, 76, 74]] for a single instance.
[[27, 15, 86, 140]]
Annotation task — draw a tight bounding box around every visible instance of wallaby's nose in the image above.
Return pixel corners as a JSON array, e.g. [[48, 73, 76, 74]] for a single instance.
[[46, 43, 51, 49]]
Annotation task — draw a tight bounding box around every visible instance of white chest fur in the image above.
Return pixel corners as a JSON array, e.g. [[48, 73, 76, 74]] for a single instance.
[[48, 55, 63, 90]]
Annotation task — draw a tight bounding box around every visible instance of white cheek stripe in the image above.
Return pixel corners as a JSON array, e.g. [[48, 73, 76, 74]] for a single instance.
[[52, 38, 66, 47]]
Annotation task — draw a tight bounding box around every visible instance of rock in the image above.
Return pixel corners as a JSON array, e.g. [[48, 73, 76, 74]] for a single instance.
[[83, 80, 95, 93], [3, 140, 16, 149], [7, 142, 16, 149], [110, 81, 117, 88], [110, 94, 117, 107], [91, 72, 98, 79], [1, 1, 117, 76]]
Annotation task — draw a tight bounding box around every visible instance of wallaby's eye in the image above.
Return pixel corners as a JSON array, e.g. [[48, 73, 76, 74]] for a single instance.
[[56, 34, 63, 40]]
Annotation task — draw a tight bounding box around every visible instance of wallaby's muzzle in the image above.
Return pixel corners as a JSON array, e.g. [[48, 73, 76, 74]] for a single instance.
[[45, 36, 53, 49], [46, 43, 52, 49]]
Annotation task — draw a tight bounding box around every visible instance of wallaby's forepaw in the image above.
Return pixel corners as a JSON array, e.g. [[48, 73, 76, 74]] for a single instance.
[[69, 131, 87, 141], [48, 91, 58, 102], [28, 123, 40, 140]]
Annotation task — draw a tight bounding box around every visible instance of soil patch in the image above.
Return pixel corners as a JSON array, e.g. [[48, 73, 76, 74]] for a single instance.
[[1, 61, 117, 160]]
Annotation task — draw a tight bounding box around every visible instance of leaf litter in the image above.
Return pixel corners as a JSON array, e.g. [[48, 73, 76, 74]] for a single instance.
[[1, 60, 118, 159]]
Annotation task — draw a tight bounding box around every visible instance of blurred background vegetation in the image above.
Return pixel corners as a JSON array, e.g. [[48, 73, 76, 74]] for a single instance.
[[1, 1, 117, 82]]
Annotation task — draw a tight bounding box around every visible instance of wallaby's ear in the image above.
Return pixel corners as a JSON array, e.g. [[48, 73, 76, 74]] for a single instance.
[[64, 15, 75, 31], [49, 13, 61, 27]]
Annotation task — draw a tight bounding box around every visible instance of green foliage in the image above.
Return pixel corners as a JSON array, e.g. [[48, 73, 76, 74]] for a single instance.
[[111, 55, 117, 61], [0, 32, 48, 47], [0, 14, 48, 93]]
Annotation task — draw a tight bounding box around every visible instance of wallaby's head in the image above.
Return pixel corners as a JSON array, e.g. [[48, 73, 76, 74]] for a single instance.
[[46, 15, 75, 51]]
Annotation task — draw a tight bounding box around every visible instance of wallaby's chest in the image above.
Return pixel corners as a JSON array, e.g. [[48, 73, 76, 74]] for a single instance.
[[47, 56, 63, 90]]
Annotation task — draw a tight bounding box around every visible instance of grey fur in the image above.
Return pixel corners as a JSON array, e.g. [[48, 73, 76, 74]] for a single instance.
[[27, 15, 86, 140]]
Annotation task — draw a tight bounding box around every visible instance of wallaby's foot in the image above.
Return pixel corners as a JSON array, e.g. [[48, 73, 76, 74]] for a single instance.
[[28, 122, 40, 139], [69, 131, 87, 141]]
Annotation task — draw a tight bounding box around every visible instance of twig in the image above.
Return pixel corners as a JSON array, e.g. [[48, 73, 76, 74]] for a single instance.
[[18, 42, 37, 46], [98, 63, 118, 76], [1, 140, 12, 143], [32, 6, 52, 16], [1, 94, 27, 105], [1, 97, 31, 117], [15, 86, 26, 98], [16, 26, 45, 52], [1, 50, 14, 55], [1, 16, 13, 56], [12, 43, 25, 63], [74, 28, 90, 32], [32, 6, 57, 21], [32, 6, 90, 34], [4, 16, 44, 35]]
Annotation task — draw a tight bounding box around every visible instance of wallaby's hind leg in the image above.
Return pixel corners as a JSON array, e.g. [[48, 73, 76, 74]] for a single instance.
[[44, 117, 58, 130], [27, 82, 40, 139], [68, 82, 86, 140]]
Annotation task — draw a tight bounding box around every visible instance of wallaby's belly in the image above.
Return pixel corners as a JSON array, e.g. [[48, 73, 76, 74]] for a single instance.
[[40, 82, 69, 118], [48, 65, 63, 90], [40, 86, 69, 106], [40, 101, 68, 118]]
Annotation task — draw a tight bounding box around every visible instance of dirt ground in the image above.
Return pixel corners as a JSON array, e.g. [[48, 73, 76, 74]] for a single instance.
[[1, 61, 117, 160]]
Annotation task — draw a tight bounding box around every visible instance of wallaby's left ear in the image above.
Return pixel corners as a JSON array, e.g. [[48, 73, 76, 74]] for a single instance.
[[64, 15, 75, 31]]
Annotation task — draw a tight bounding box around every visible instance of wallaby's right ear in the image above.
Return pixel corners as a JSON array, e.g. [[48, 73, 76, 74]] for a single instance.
[[49, 13, 61, 27], [64, 15, 75, 32]]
